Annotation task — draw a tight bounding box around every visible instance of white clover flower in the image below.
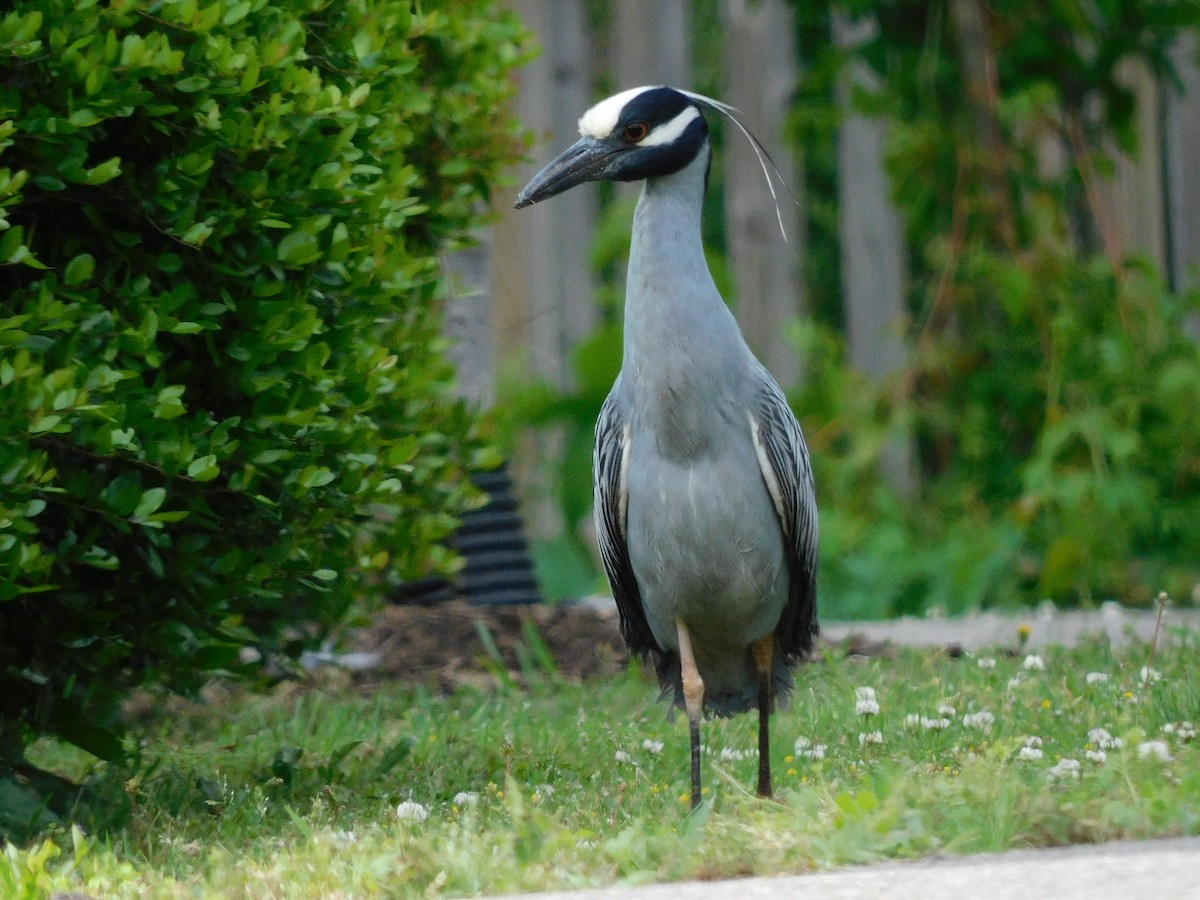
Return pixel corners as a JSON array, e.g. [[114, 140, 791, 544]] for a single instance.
[[1087, 727, 1123, 750], [937, 704, 956, 717], [854, 686, 881, 716], [452, 791, 480, 807], [1006, 675, 1024, 691], [396, 801, 428, 822], [962, 710, 995, 731], [902, 713, 922, 729], [977, 657, 997, 669], [1137, 740, 1172, 762], [1085, 749, 1107, 764], [719, 747, 741, 762], [614, 749, 634, 764], [1085, 672, 1109, 685], [794, 737, 826, 760], [1016, 735, 1045, 759], [1163, 722, 1176, 734], [1087, 726, 1111, 746], [1178, 722, 1196, 742], [327, 829, 358, 848], [1139, 666, 1161, 685], [642, 738, 665, 754], [858, 730, 883, 746], [1023, 654, 1045, 671], [921, 716, 951, 730], [1047, 758, 1081, 781]]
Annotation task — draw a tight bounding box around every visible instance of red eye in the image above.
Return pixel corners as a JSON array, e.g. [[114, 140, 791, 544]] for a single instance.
[[623, 121, 650, 143]]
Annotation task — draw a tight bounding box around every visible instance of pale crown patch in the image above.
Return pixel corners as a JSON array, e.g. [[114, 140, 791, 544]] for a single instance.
[[578, 85, 659, 138]]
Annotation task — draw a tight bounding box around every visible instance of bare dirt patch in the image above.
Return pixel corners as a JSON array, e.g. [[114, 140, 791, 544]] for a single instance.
[[351, 601, 909, 695], [353, 601, 630, 692]]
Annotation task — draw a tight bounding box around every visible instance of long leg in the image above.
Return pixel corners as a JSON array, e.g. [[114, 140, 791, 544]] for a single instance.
[[751, 635, 774, 798], [676, 617, 704, 809]]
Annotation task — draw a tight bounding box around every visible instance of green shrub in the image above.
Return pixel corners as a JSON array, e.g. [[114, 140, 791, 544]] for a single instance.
[[0, 0, 527, 779]]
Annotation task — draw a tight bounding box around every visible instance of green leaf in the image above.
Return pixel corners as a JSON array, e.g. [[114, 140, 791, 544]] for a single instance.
[[64, 253, 96, 285], [109, 427, 137, 449], [29, 413, 63, 434], [223, 0, 251, 25], [277, 230, 321, 266], [157, 252, 183, 273], [182, 221, 213, 245], [102, 473, 142, 516], [297, 466, 336, 489], [0, 226, 23, 262], [187, 454, 220, 481], [153, 384, 186, 419], [84, 157, 121, 185], [68, 108, 102, 128], [133, 487, 166, 520], [174, 76, 210, 93]]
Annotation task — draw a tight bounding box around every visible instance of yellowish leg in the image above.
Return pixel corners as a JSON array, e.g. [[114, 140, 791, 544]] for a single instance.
[[676, 617, 704, 809], [751, 636, 774, 799]]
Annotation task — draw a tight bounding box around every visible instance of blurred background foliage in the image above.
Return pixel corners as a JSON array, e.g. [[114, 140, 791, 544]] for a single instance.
[[496, 0, 1200, 616]]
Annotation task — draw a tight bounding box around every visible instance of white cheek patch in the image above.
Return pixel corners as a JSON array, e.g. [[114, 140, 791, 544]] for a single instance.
[[639, 105, 701, 146], [578, 85, 658, 138]]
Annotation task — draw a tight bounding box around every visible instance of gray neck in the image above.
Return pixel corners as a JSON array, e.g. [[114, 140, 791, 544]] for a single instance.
[[622, 142, 751, 457]]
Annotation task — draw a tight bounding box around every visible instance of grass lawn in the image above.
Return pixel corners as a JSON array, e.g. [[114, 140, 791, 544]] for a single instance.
[[6, 621, 1200, 898]]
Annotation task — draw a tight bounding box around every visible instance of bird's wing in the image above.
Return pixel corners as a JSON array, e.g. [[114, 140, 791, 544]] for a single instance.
[[747, 367, 820, 659], [593, 386, 660, 658]]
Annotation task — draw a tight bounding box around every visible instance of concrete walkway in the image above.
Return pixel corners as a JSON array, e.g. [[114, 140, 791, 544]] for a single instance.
[[575, 594, 1200, 652], [819, 601, 1200, 652], [521, 836, 1200, 899]]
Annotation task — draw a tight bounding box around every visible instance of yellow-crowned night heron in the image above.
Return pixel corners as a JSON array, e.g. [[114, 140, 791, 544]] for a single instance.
[[515, 86, 818, 808]]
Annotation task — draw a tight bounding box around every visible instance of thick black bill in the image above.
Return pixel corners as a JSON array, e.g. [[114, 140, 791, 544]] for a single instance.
[[514, 136, 616, 209]]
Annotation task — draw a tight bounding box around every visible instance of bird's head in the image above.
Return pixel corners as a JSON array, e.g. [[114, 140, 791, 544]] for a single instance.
[[515, 85, 710, 209]]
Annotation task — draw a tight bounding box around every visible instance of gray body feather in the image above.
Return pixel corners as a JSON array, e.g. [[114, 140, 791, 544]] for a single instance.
[[594, 145, 818, 716]]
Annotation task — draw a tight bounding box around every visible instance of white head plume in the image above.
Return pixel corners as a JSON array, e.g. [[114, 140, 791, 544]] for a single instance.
[[676, 88, 799, 242]]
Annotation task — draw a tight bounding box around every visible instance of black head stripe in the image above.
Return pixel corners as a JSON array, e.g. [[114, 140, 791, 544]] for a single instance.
[[617, 87, 695, 132], [610, 115, 709, 183]]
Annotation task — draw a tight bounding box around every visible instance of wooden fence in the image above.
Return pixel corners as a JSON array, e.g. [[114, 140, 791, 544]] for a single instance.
[[444, 2, 1200, 529]]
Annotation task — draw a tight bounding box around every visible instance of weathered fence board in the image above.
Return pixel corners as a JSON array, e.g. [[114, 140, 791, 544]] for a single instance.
[[613, 0, 691, 89], [722, 0, 806, 389], [1165, 31, 1200, 292], [495, 0, 598, 391], [833, 11, 917, 496], [1097, 59, 1167, 271], [493, 0, 598, 540]]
